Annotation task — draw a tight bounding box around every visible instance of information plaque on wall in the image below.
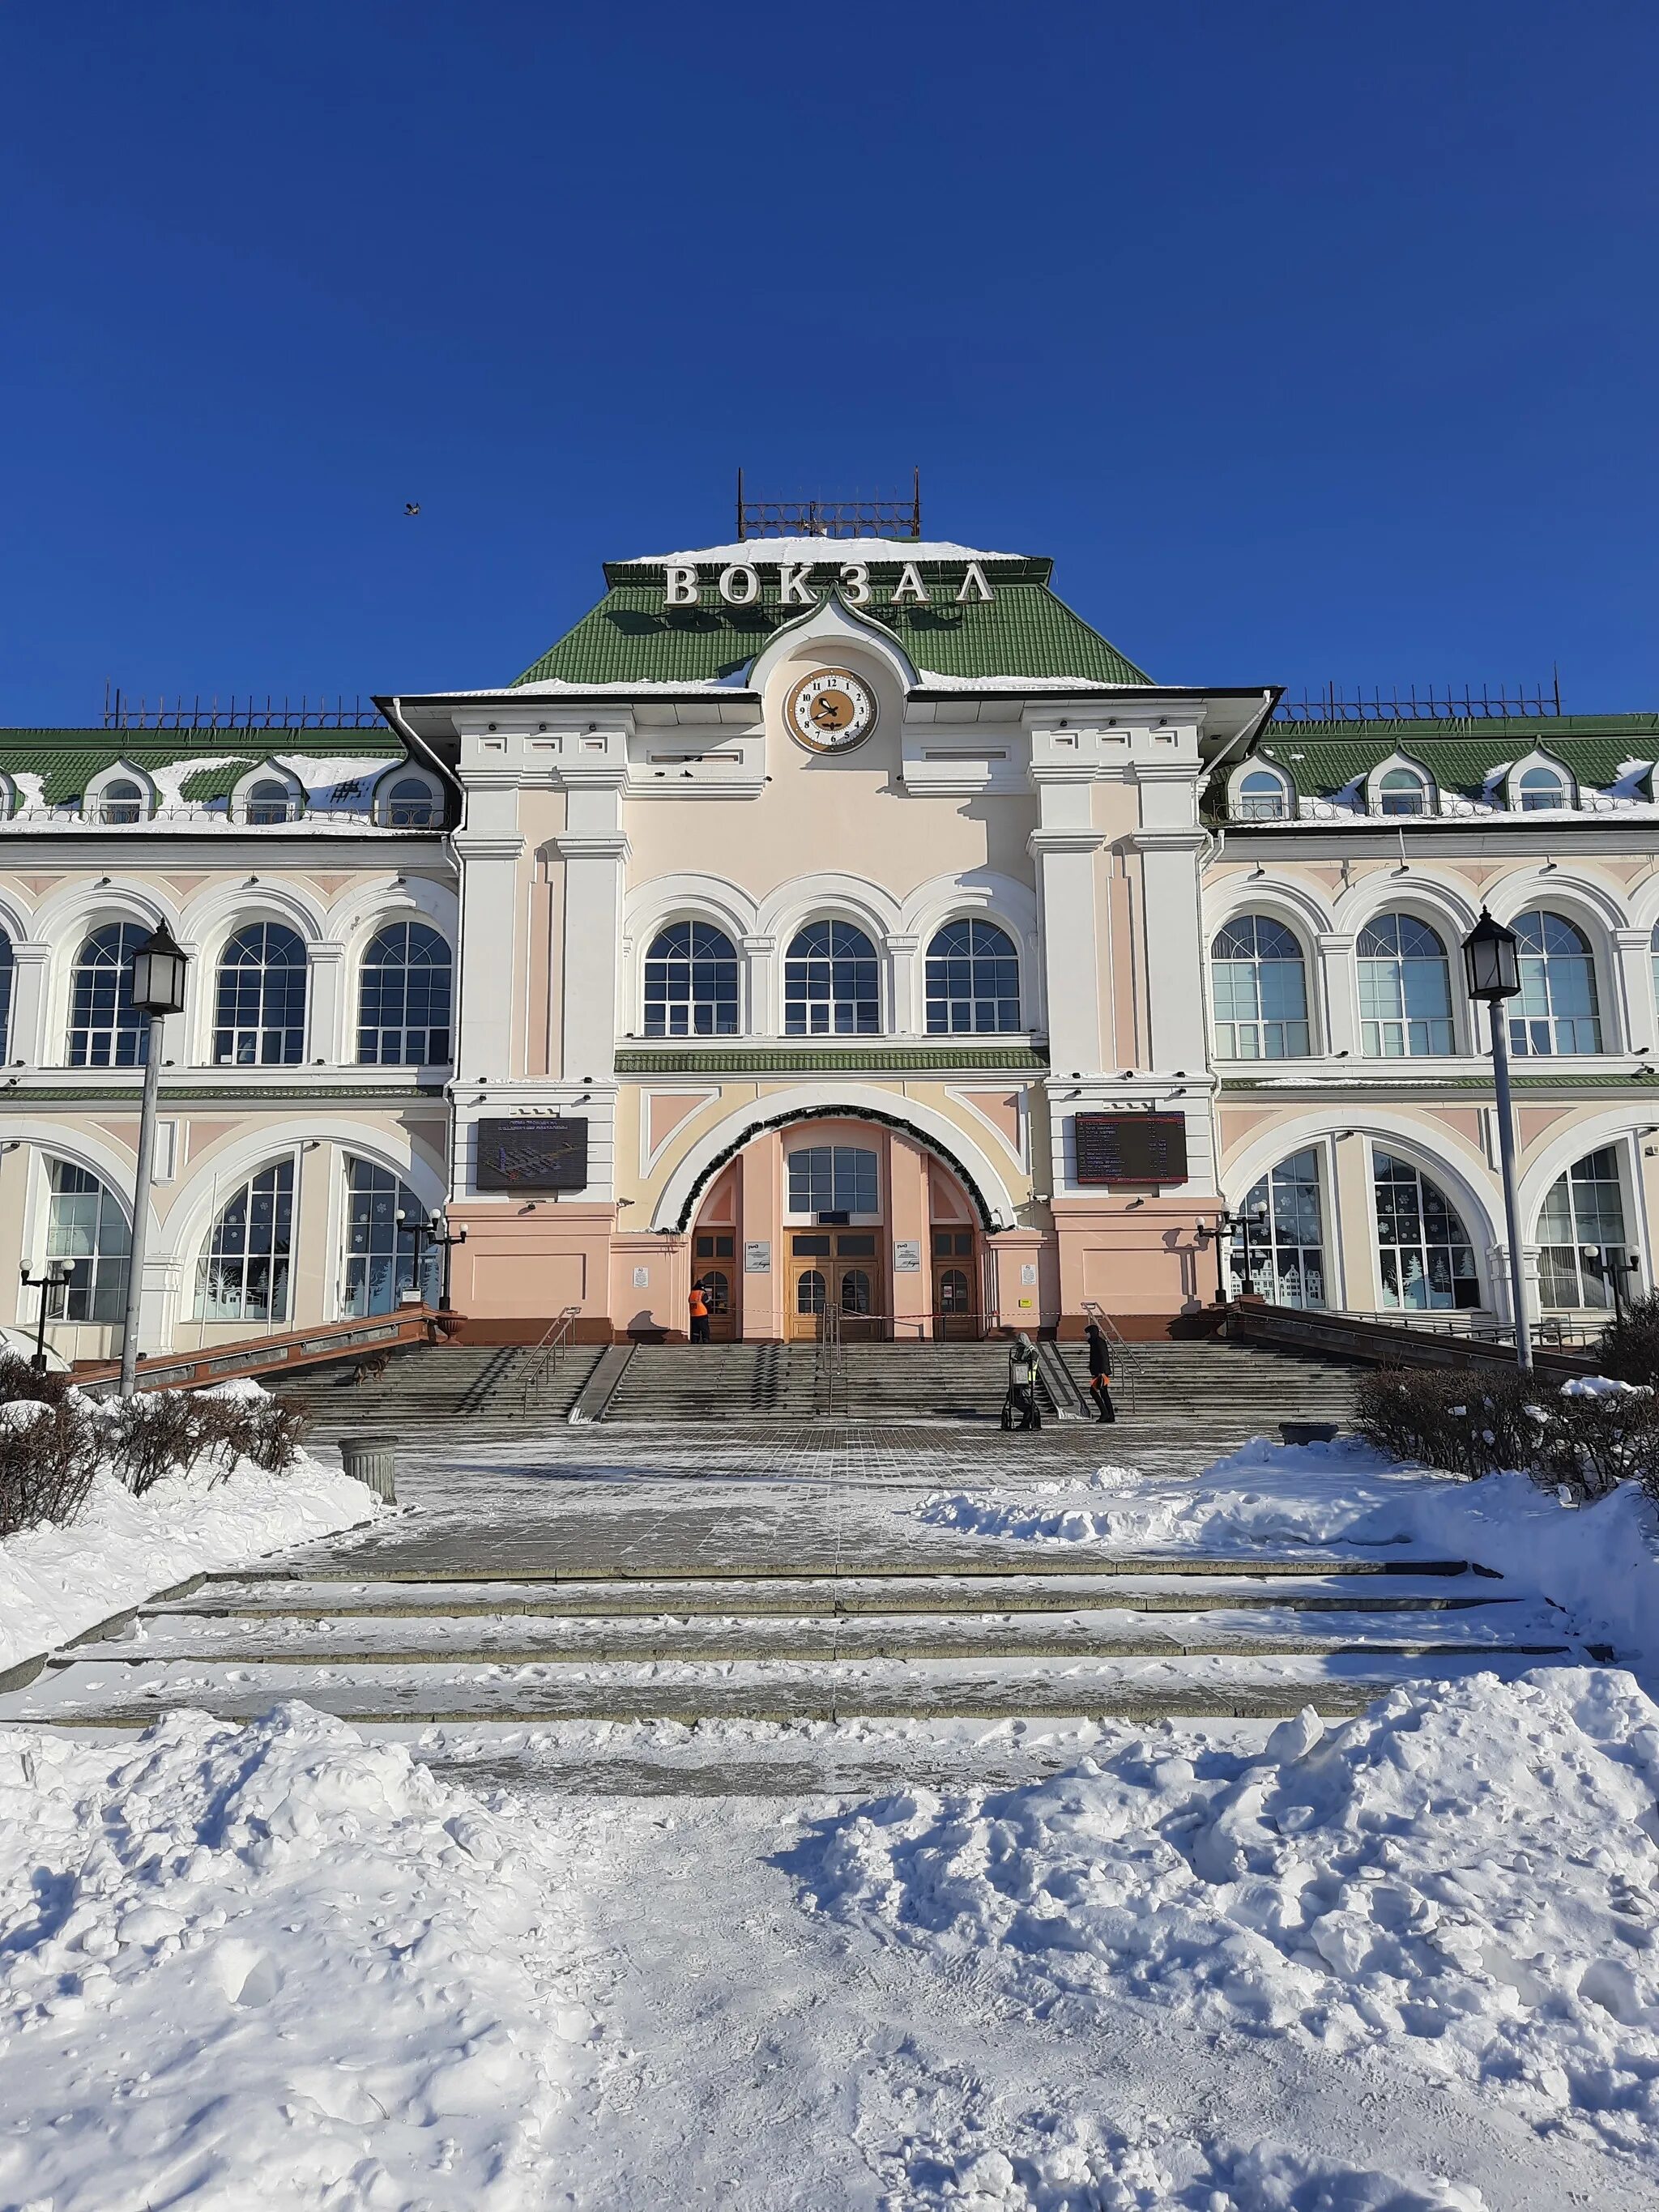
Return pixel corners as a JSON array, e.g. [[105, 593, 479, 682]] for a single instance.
[[1073, 1112, 1188, 1187], [476, 1117, 589, 1192]]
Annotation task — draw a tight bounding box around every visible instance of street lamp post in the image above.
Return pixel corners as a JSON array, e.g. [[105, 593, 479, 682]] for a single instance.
[[20, 1259, 75, 1372], [1580, 1243, 1636, 1327], [429, 1217, 467, 1311], [119, 922, 191, 1398], [1462, 909, 1531, 1373], [394, 1208, 433, 1306]]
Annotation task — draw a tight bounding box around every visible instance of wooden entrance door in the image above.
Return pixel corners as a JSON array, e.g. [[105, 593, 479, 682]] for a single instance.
[[932, 1227, 979, 1337], [786, 1234, 831, 1340], [787, 1231, 886, 1339], [693, 1231, 737, 1340]]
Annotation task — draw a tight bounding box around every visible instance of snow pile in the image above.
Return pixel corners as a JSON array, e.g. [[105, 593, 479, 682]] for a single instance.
[[0, 1445, 378, 1673], [796, 1667, 1659, 2171], [0, 1703, 590, 2211]]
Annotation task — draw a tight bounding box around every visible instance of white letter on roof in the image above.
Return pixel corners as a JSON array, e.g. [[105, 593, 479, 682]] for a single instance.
[[719, 564, 760, 605], [778, 562, 817, 605], [838, 561, 871, 606], [664, 565, 699, 606], [955, 561, 993, 603], [890, 562, 930, 605]]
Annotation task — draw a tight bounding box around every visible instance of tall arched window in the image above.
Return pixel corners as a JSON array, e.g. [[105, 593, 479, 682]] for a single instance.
[[358, 922, 452, 1064], [195, 1161, 295, 1323], [69, 923, 151, 1067], [1229, 1149, 1325, 1307], [1508, 910, 1601, 1055], [642, 922, 739, 1037], [46, 1161, 130, 1321], [215, 923, 307, 1065], [1358, 914, 1454, 1056], [386, 777, 439, 828], [925, 918, 1021, 1034], [1235, 769, 1289, 821], [1210, 916, 1311, 1059], [1373, 1153, 1480, 1311], [784, 921, 879, 1036], [0, 934, 12, 1059], [787, 1145, 879, 1217], [342, 1157, 441, 1316], [1537, 1148, 1629, 1311]]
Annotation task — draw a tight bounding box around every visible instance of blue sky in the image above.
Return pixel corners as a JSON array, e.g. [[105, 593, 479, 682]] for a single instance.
[[1, 1, 1654, 720]]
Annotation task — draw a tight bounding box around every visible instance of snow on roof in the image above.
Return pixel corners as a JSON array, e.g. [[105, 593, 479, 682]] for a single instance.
[[914, 670, 1156, 692], [623, 539, 1026, 565]]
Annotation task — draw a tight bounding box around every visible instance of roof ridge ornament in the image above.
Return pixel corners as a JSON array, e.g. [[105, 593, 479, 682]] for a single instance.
[[736, 467, 922, 541]]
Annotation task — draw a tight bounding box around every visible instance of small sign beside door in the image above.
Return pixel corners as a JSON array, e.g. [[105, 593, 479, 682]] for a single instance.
[[893, 1238, 923, 1272], [1020, 1263, 1038, 1285], [744, 1241, 771, 1273], [632, 1267, 650, 1289]]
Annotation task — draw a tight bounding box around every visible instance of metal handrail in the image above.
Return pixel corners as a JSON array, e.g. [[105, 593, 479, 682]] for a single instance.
[[520, 1305, 582, 1410], [1080, 1302, 1140, 1418]]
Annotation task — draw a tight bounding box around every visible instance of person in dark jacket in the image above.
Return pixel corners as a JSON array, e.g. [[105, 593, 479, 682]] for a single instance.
[[1007, 1332, 1042, 1430], [1084, 1321, 1116, 1423]]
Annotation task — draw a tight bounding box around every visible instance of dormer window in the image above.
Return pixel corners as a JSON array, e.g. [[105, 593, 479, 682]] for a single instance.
[[380, 771, 443, 829], [85, 763, 156, 825], [1377, 766, 1431, 817], [1515, 765, 1568, 812], [96, 778, 147, 825], [236, 768, 304, 825], [1235, 768, 1290, 821]]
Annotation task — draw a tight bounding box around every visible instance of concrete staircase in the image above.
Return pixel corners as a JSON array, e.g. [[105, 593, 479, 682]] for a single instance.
[[1059, 1336, 1361, 1441], [273, 1343, 607, 1443], [599, 1343, 821, 1423]]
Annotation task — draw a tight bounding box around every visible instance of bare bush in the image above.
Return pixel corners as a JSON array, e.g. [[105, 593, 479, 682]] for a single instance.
[[1592, 1293, 1659, 1390], [1533, 1389, 1659, 1502], [0, 1401, 100, 1536], [191, 1392, 309, 1476], [1353, 1366, 1544, 1478], [0, 1353, 75, 1410], [103, 1388, 309, 1495]]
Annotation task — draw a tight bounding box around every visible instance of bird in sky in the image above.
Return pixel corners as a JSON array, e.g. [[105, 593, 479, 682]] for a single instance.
[[405, 501, 420, 516]]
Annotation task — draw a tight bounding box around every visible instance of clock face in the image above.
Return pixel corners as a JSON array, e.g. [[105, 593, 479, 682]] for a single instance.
[[786, 667, 878, 753]]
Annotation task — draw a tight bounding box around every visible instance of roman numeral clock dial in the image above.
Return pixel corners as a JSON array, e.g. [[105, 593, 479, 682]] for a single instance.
[[785, 667, 877, 753]]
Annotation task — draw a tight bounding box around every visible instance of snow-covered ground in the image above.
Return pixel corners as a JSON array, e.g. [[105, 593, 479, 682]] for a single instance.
[[918, 1436, 1659, 1686], [0, 1703, 595, 2212], [0, 1447, 380, 1674]]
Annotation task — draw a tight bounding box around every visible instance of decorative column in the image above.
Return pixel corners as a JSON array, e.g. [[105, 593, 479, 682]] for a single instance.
[[1316, 932, 1359, 1059], [743, 934, 778, 1037], [308, 942, 347, 1065], [1614, 928, 1657, 1056], [7, 943, 52, 1066], [451, 832, 527, 1083], [886, 932, 921, 1036], [1028, 824, 1106, 1076], [557, 830, 629, 1081], [1129, 826, 1212, 1072]]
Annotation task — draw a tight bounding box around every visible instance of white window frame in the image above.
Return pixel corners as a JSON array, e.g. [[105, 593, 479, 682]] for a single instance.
[[83, 761, 157, 826]]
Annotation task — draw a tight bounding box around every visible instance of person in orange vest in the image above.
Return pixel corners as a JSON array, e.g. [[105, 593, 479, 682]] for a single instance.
[[688, 1280, 711, 1344]]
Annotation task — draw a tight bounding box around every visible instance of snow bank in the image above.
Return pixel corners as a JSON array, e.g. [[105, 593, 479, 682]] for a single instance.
[[0, 1447, 378, 1673], [0, 1703, 589, 2211], [795, 1666, 1659, 2173]]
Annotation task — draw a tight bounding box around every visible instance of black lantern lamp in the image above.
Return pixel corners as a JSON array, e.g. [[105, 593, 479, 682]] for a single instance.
[[1462, 909, 1520, 1003], [129, 921, 190, 1015]]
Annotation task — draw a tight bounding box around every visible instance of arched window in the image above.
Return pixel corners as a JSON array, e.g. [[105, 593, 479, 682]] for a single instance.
[[68, 923, 151, 1067], [787, 1145, 879, 1217], [642, 922, 739, 1038], [357, 922, 452, 1064], [784, 921, 879, 1036], [0, 934, 11, 1059], [1516, 765, 1567, 813], [342, 1157, 441, 1317], [1508, 910, 1601, 1055], [1377, 767, 1430, 816], [46, 1161, 130, 1321], [386, 777, 439, 829], [1358, 914, 1454, 1056], [925, 918, 1021, 1034], [1537, 1148, 1630, 1311], [195, 1161, 295, 1323], [1230, 1149, 1325, 1308], [215, 923, 307, 1065], [1235, 769, 1289, 822], [244, 778, 298, 826], [1373, 1153, 1480, 1311], [1210, 915, 1311, 1059], [96, 779, 147, 826]]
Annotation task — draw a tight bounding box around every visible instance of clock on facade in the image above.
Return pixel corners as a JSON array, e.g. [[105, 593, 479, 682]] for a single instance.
[[785, 667, 878, 753]]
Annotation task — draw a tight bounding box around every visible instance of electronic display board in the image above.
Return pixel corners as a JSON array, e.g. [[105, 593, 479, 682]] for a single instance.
[[476, 1117, 589, 1192], [1073, 1112, 1188, 1187]]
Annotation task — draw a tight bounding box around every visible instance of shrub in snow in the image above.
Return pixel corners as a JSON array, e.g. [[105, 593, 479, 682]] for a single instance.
[[1592, 1288, 1659, 1388], [101, 1384, 307, 1496], [1353, 1366, 1538, 1478], [0, 1397, 99, 1536], [0, 1349, 75, 1409], [1534, 1386, 1659, 1502]]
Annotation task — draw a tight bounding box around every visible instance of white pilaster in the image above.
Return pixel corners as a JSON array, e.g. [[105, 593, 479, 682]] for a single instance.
[[743, 935, 778, 1036], [887, 932, 921, 1035], [1316, 931, 1359, 1057], [8, 943, 51, 1066], [557, 833, 629, 1080], [1614, 927, 1657, 1055], [309, 942, 347, 1065], [452, 830, 527, 1083], [1029, 765, 1105, 1076], [1128, 827, 1212, 1072]]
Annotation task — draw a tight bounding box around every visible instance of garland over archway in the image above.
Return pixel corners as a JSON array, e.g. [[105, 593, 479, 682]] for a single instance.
[[672, 1102, 1000, 1234]]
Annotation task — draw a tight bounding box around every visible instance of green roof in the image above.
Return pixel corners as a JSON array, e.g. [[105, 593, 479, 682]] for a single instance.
[[513, 555, 1152, 689], [1256, 716, 1659, 799], [0, 727, 401, 804], [615, 1043, 1048, 1075]]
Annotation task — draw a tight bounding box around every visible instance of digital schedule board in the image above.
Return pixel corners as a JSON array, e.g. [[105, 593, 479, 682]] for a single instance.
[[1073, 1112, 1188, 1187], [476, 1117, 589, 1192]]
